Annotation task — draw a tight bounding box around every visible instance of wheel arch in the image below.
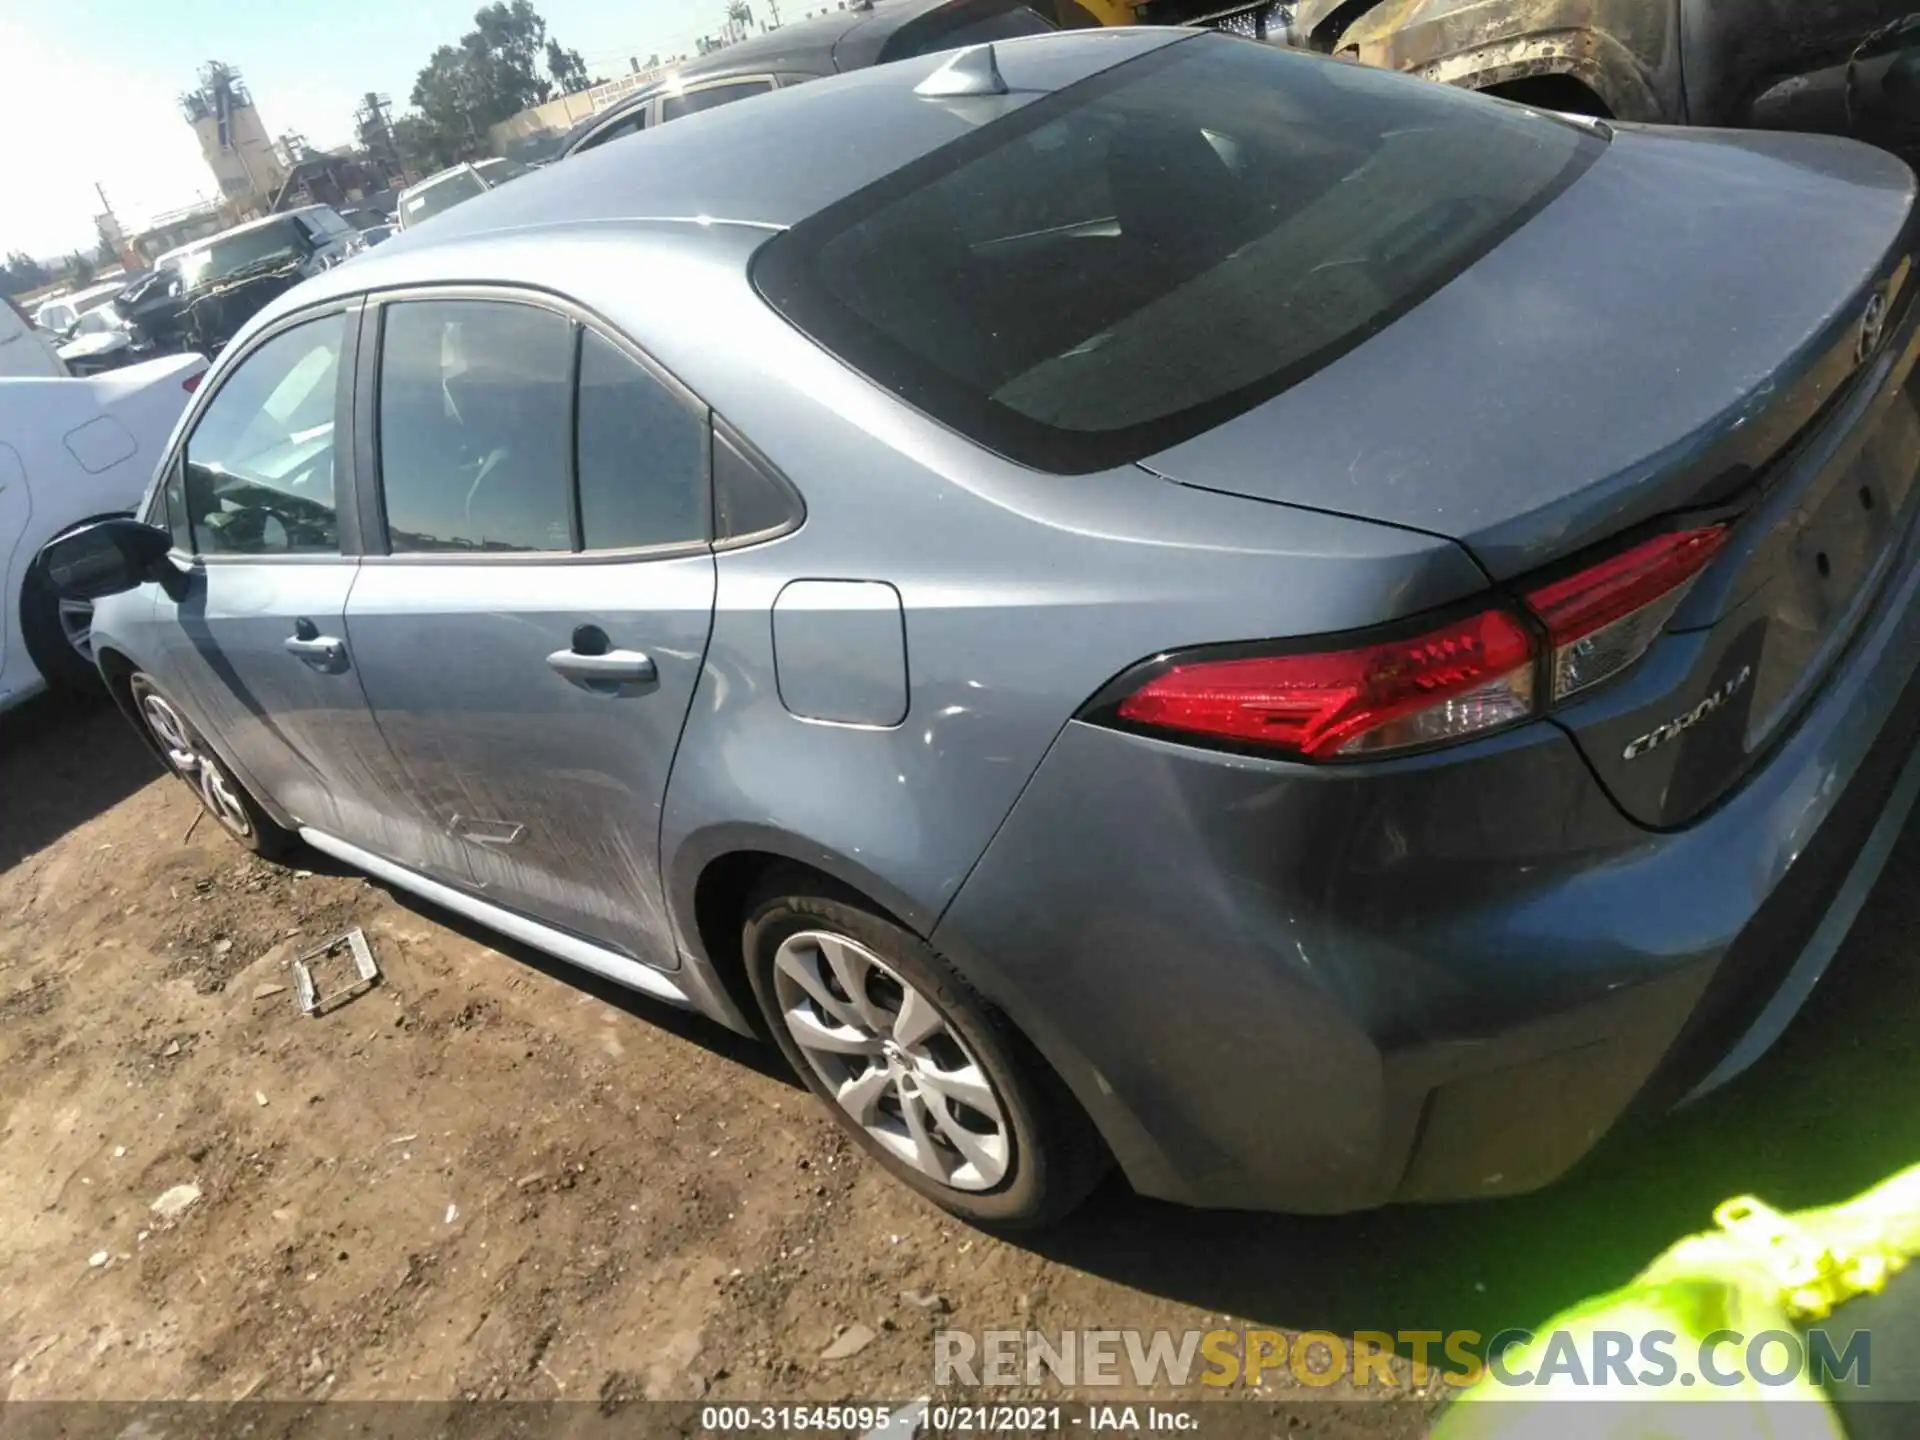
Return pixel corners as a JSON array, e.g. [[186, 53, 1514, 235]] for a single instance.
[[672, 825, 1166, 1201], [672, 824, 933, 1036], [108, 658, 301, 832], [1479, 72, 1616, 117], [1337, 1, 1676, 124]]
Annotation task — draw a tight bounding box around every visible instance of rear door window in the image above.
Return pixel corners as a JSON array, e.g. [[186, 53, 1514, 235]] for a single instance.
[[374, 298, 710, 555], [659, 79, 774, 123], [755, 34, 1601, 473], [376, 300, 574, 552]]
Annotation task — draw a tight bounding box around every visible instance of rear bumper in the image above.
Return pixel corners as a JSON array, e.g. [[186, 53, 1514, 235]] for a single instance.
[[932, 513, 1920, 1214]]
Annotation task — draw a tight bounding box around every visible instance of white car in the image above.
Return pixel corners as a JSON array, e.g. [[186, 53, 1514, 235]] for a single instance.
[[58, 306, 138, 376], [1, 296, 69, 379], [396, 159, 527, 231], [32, 280, 128, 341], [0, 352, 208, 712]]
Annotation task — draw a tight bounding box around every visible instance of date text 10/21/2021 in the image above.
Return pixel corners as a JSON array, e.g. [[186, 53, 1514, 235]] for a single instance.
[[699, 1405, 1198, 1433]]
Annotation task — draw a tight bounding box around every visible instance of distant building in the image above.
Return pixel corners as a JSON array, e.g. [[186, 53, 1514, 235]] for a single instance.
[[180, 63, 288, 209]]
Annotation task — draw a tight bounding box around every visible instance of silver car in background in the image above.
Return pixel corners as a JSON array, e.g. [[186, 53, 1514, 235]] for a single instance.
[[396, 158, 530, 231], [46, 30, 1920, 1226]]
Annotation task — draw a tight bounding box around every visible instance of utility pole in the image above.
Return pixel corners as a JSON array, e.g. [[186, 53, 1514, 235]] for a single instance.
[[93, 183, 133, 271]]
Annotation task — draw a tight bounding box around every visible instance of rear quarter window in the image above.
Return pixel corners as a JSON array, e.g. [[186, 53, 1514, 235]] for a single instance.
[[659, 79, 774, 123], [755, 34, 1601, 473]]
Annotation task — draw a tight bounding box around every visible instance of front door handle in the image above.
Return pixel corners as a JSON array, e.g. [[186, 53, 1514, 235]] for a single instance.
[[546, 647, 657, 685]]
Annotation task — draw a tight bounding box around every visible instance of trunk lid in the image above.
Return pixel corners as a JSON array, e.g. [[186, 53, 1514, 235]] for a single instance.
[[1143, 125, 1920, 824]]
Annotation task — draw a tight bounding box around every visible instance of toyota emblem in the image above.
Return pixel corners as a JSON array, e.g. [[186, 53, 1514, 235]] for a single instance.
[[1858, 291, 1889, 363]]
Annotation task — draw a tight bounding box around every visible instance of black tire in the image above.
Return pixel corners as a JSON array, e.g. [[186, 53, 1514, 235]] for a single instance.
[[744, 870, 1107, 1229], [19, 557, 104, 694], [128, 672, 298, 860]]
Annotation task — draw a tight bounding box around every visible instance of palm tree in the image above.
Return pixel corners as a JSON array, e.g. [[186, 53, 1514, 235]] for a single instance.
[[725, 0, 753, 41]]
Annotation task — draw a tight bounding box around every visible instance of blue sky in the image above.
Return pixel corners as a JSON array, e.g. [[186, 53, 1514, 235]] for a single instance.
[[2, 0, 745, 257]]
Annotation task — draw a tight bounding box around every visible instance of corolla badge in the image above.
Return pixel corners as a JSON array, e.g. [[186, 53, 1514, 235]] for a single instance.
[[1623, 666, 1753, 761]]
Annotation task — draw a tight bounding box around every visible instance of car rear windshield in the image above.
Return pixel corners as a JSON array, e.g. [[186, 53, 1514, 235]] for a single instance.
[[179, 221, 309, 291], [403, 169, 489, 227], [754, 35, 1602, 473]]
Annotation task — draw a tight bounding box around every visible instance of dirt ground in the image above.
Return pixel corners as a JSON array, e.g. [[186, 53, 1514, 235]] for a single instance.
[[4, 690, 1920, 1432]]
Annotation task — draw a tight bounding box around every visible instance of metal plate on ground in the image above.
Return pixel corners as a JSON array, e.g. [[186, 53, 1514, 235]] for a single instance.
[[292, 928, 379, 1016]]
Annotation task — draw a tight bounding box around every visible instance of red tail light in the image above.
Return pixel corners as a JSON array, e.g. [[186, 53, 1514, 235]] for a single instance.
[[182, 371, 204, 393], [1102, 523, 1731, 763], [1115, 609, 1536, 760], [1524, 525, 1728, 701]]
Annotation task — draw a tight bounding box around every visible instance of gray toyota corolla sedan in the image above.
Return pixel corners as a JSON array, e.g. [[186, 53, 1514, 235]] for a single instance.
[[43, 28, 1920, 1227]]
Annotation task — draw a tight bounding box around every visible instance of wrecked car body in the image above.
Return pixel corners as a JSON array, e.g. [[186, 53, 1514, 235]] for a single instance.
[[1289, 0, 1920, 145]]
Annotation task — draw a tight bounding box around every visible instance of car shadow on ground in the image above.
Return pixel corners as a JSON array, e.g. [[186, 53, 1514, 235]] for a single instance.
[[0, 690, 162, 873], [338, 858, 800, 1089], [1025, 811, 1920, 1346]]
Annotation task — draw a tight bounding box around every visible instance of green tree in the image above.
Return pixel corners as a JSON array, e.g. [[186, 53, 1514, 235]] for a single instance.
[[393, 111, 455, 173], [545, 38, 590, 93], [473, 0, 555, 105], [409, 2, 590, 160], [0, 250, 52, 297], [68, 250, 96, 286]]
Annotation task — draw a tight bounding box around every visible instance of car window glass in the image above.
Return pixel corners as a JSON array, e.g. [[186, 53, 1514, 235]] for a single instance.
[[758, 34, 1598, 473], [377, 300, 573, 553], [159, 460, 192, 549], [581, 113, 645, 152], [576, 330, 706, 550], [182, 312, 346, 556], [73, 309, 122, 336], [659, 79, 772, 123]]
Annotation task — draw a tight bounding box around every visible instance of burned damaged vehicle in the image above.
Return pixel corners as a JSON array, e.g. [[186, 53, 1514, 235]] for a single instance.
[[163, 207, 361, 356], [1276, 0, 1920, 147]]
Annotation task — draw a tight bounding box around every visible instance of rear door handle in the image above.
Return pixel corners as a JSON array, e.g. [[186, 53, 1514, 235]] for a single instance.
[[546, 648, 657, 685], [284, 634, 346, 664]]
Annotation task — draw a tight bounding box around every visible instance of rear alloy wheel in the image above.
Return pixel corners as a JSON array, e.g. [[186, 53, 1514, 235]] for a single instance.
[[774, 930, 1012, 1191], [129, 673, 295, 858], [745, 875, 1106, 1228]]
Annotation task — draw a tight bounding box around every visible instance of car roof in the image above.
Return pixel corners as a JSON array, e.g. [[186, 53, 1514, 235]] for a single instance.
[[342, 31, 1174, 250], [401, 165, 480, 199], [239, 30, 1185, 373], [158, 206, 334, 264], [39, 281, 125, 310]]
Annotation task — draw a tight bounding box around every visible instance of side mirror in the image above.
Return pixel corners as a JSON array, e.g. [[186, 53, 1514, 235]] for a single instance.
[[41, 518, 172, 601]]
